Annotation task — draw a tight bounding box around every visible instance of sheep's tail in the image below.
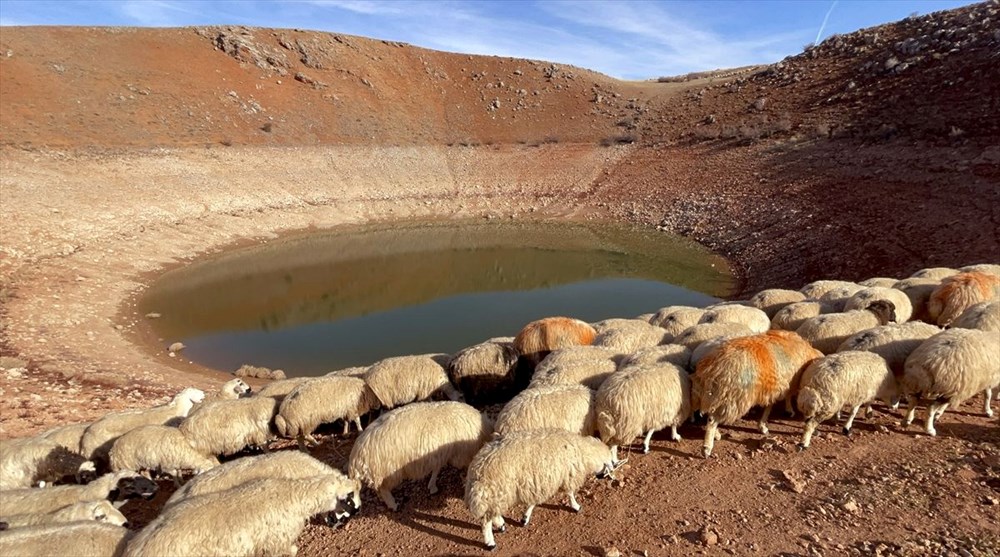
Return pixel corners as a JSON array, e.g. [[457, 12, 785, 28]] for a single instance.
[[796, 386, 823, 418], [596, 411, 617, 443], [273, 414, 292, 438]]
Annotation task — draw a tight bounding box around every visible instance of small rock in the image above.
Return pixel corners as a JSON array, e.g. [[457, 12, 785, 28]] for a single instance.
[[145, 312, 162, 319], [984, 496, 999, 505], [700, 526, 719, 546], [841, 499, 860, 514], [603, 547, 622, 557], [168, 342, 186, 353]]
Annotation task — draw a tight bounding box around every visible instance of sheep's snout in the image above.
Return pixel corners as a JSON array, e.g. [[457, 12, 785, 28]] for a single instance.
[[118, 475, 159, 500]]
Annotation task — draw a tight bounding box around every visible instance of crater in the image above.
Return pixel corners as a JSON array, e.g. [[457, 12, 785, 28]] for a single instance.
[[137, 220, 735, 376]]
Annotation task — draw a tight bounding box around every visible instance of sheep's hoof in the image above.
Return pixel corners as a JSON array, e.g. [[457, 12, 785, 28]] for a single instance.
[[899, 420, 910, 428], [485, 542, 497, 551], [497, 524, 505, 533], [642, 447, 650, 454], [796, 443, 807, 452], [842, 426, 851, 436], [702, 447, 712, 459], [926, 428, 937, 437]]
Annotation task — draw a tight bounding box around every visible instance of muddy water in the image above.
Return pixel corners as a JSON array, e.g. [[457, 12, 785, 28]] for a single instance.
[[138, 220, 735, 376]]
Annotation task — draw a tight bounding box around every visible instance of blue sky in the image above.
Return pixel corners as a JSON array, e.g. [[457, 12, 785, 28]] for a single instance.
[[0, 1, 976, 79]]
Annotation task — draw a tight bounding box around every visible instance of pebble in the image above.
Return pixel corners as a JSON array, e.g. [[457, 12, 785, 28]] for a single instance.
[[603, 547, 622, 557], [700, 526, 719, 546], [841, 499, 860, 514], [168, 342, 186, 352]]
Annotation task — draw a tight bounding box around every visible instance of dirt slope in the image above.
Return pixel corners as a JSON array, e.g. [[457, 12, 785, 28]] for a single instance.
[[0, 2, 998, 556]]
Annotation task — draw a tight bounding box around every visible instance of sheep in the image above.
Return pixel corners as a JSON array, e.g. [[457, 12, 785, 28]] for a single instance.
[[234, 364, 286, 380], [591, 319, 669, 353], [0, 437, 92, 489], [164, 451, 344, 508], [749, 289, 807, 318], [179, 396, 278, 457], [447, 337, 522, 404], [909, 267, 959, 280], [0, 471, 158, 516], [273, 376, 380, 450], [108, 425, 219, 482], [618, 344, 692, 370], [494, 384, 596, 436], [950, 300, 1000, 332], [596, 362, 691, 460], [960, 263, 1000, 277], [693, 330, 822, 457], [254, 377, 311, 401], [217, 378, 251, 399], [836, 321, 942, 374], [845, 286, 914, 323], [648, 306, 706, 340], [858, 277, 900, 288], [363, 353, 462, 409], [893, 277, 941, 323], [348, 401, 493, 511], [0, 523, 131, 557], [1, 500, 128, 529], [817, 285, 866, 312], [796, 300, 897, 354], [324, 366, 368, 378], [771, 300, 838, 331], [796, 351, 898, 449], [698, 305, 770, 334], [900, 328, 1000, 435], [635, 313, 655, 322], [37, 423, 90, 455], [528, 348, 620, 390], [673, 322, 753, 351], [928, 271, 1000, 326], [513, 317, 597, 366], [80, 387, 206, 464], [689, 329, 756, 371], [124, 475, 361, 557], [799, 280, 862, 300], [464, 429, 616, 549]]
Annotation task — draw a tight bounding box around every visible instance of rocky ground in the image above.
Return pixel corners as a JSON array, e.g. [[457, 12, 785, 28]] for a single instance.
[[0, 2, 998, 555]]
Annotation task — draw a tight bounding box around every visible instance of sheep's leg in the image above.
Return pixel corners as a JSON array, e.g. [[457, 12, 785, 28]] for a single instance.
[[610, 445, 619, 463], [354, 417, 364, 432], [288, 544, 299, 557], [902, 404, 918, 427], [924, 401, 949, 437], [842, 405, 862, 436], [482, 519, 497, 549], [799, 418, 819, 450], [984, 387, 994, 418], [703, 416, 719, 458], [670, 424, 682, 441], [296, 434, 308, 452], [864, 403, 874, 418], [491, 515, 505, 532], [642, 429, 654, 454], [377, 487, 399, 511], [784, 396, 795, 417], [305, 434, 319, 447], [172, 471, 183, 488], [522, 505, 535, 526], [427, 468, 440, 495], [758, 404, 773, 436], [342, 421, 350, 436], [567, 491, 581, 512]]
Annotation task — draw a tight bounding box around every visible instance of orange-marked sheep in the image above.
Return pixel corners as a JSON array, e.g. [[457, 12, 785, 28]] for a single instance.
[[513, 317, 597, 367], [928, 272, 1000, 326], [693, 330, 822, 457]]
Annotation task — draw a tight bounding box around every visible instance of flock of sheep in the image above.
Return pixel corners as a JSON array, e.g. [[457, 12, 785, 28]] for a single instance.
[[0, 262, 998, 555]]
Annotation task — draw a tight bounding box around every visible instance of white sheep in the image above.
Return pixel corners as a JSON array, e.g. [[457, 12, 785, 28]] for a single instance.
[[363, 354, 462, 409], [324, 366, 369, 378], [217, 378, 251, 399], [108, 425, 219, 482], [618, 344, 692, 370], [795, 299, 897, 354], [950, 300, 1000, 332], [348, 401, 493, 511], [1, 500, 128, 529], [164, 450, 346, 508], [0, 522, 131, 557], [693, 330, 822, 457], [858, 277, 900, 288], [254, 377, 311, 400], [799, 280, 862, 300], [529, 346, 621, 390], [124, 475, 361, 557], [0, 471, 158, 516], [494, 384, 596, 436], [697, 304, 770, 334], [446, 337, 521, 404], [0, 437, 92, 490], [771, 300, 838, 331], [591, 318, 669, 353], [673, 322, 753, 351], [960, 263, 1000, 277], [80, 387, 205, 463], [596, 362, 691, 460], [179, 396, 279, 457], [909, 267, 959, 280], [901, 328, 1000, 435], [464, 429, 616, 550], [892, 277, 941, 323], [273, 376, 380, 449], [928, 271, 1000, 326], [845, 287, 914, 323], [796, 351, 898, 449], [648, 306, 706, 340], [749, 289, 807, 319], [836, 321, 942, 374], [689, 329, 756, 371], [816, 284, 866, 312]]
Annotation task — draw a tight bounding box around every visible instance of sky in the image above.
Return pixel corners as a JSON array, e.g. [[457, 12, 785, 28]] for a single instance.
[[0, 0, 978, 79]]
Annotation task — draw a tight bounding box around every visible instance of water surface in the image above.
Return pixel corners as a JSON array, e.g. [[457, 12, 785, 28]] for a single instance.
[[138, 220, 735, 376]]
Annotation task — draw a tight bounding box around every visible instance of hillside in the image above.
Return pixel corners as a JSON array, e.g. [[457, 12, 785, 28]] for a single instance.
[[0, 3, 998, 556]]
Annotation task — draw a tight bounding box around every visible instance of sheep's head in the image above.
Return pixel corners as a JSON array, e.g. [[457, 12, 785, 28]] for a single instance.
[[865, 300, 897, 325], [323, 480, 362, 528], [221, 378, 251, 398], [110, 474, 158, 502], [76, 460, 98, 484], [88, 500, 129, 527]]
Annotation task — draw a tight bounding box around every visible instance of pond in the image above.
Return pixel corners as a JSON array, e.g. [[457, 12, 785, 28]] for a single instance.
[[137, 220, 736, 376]]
